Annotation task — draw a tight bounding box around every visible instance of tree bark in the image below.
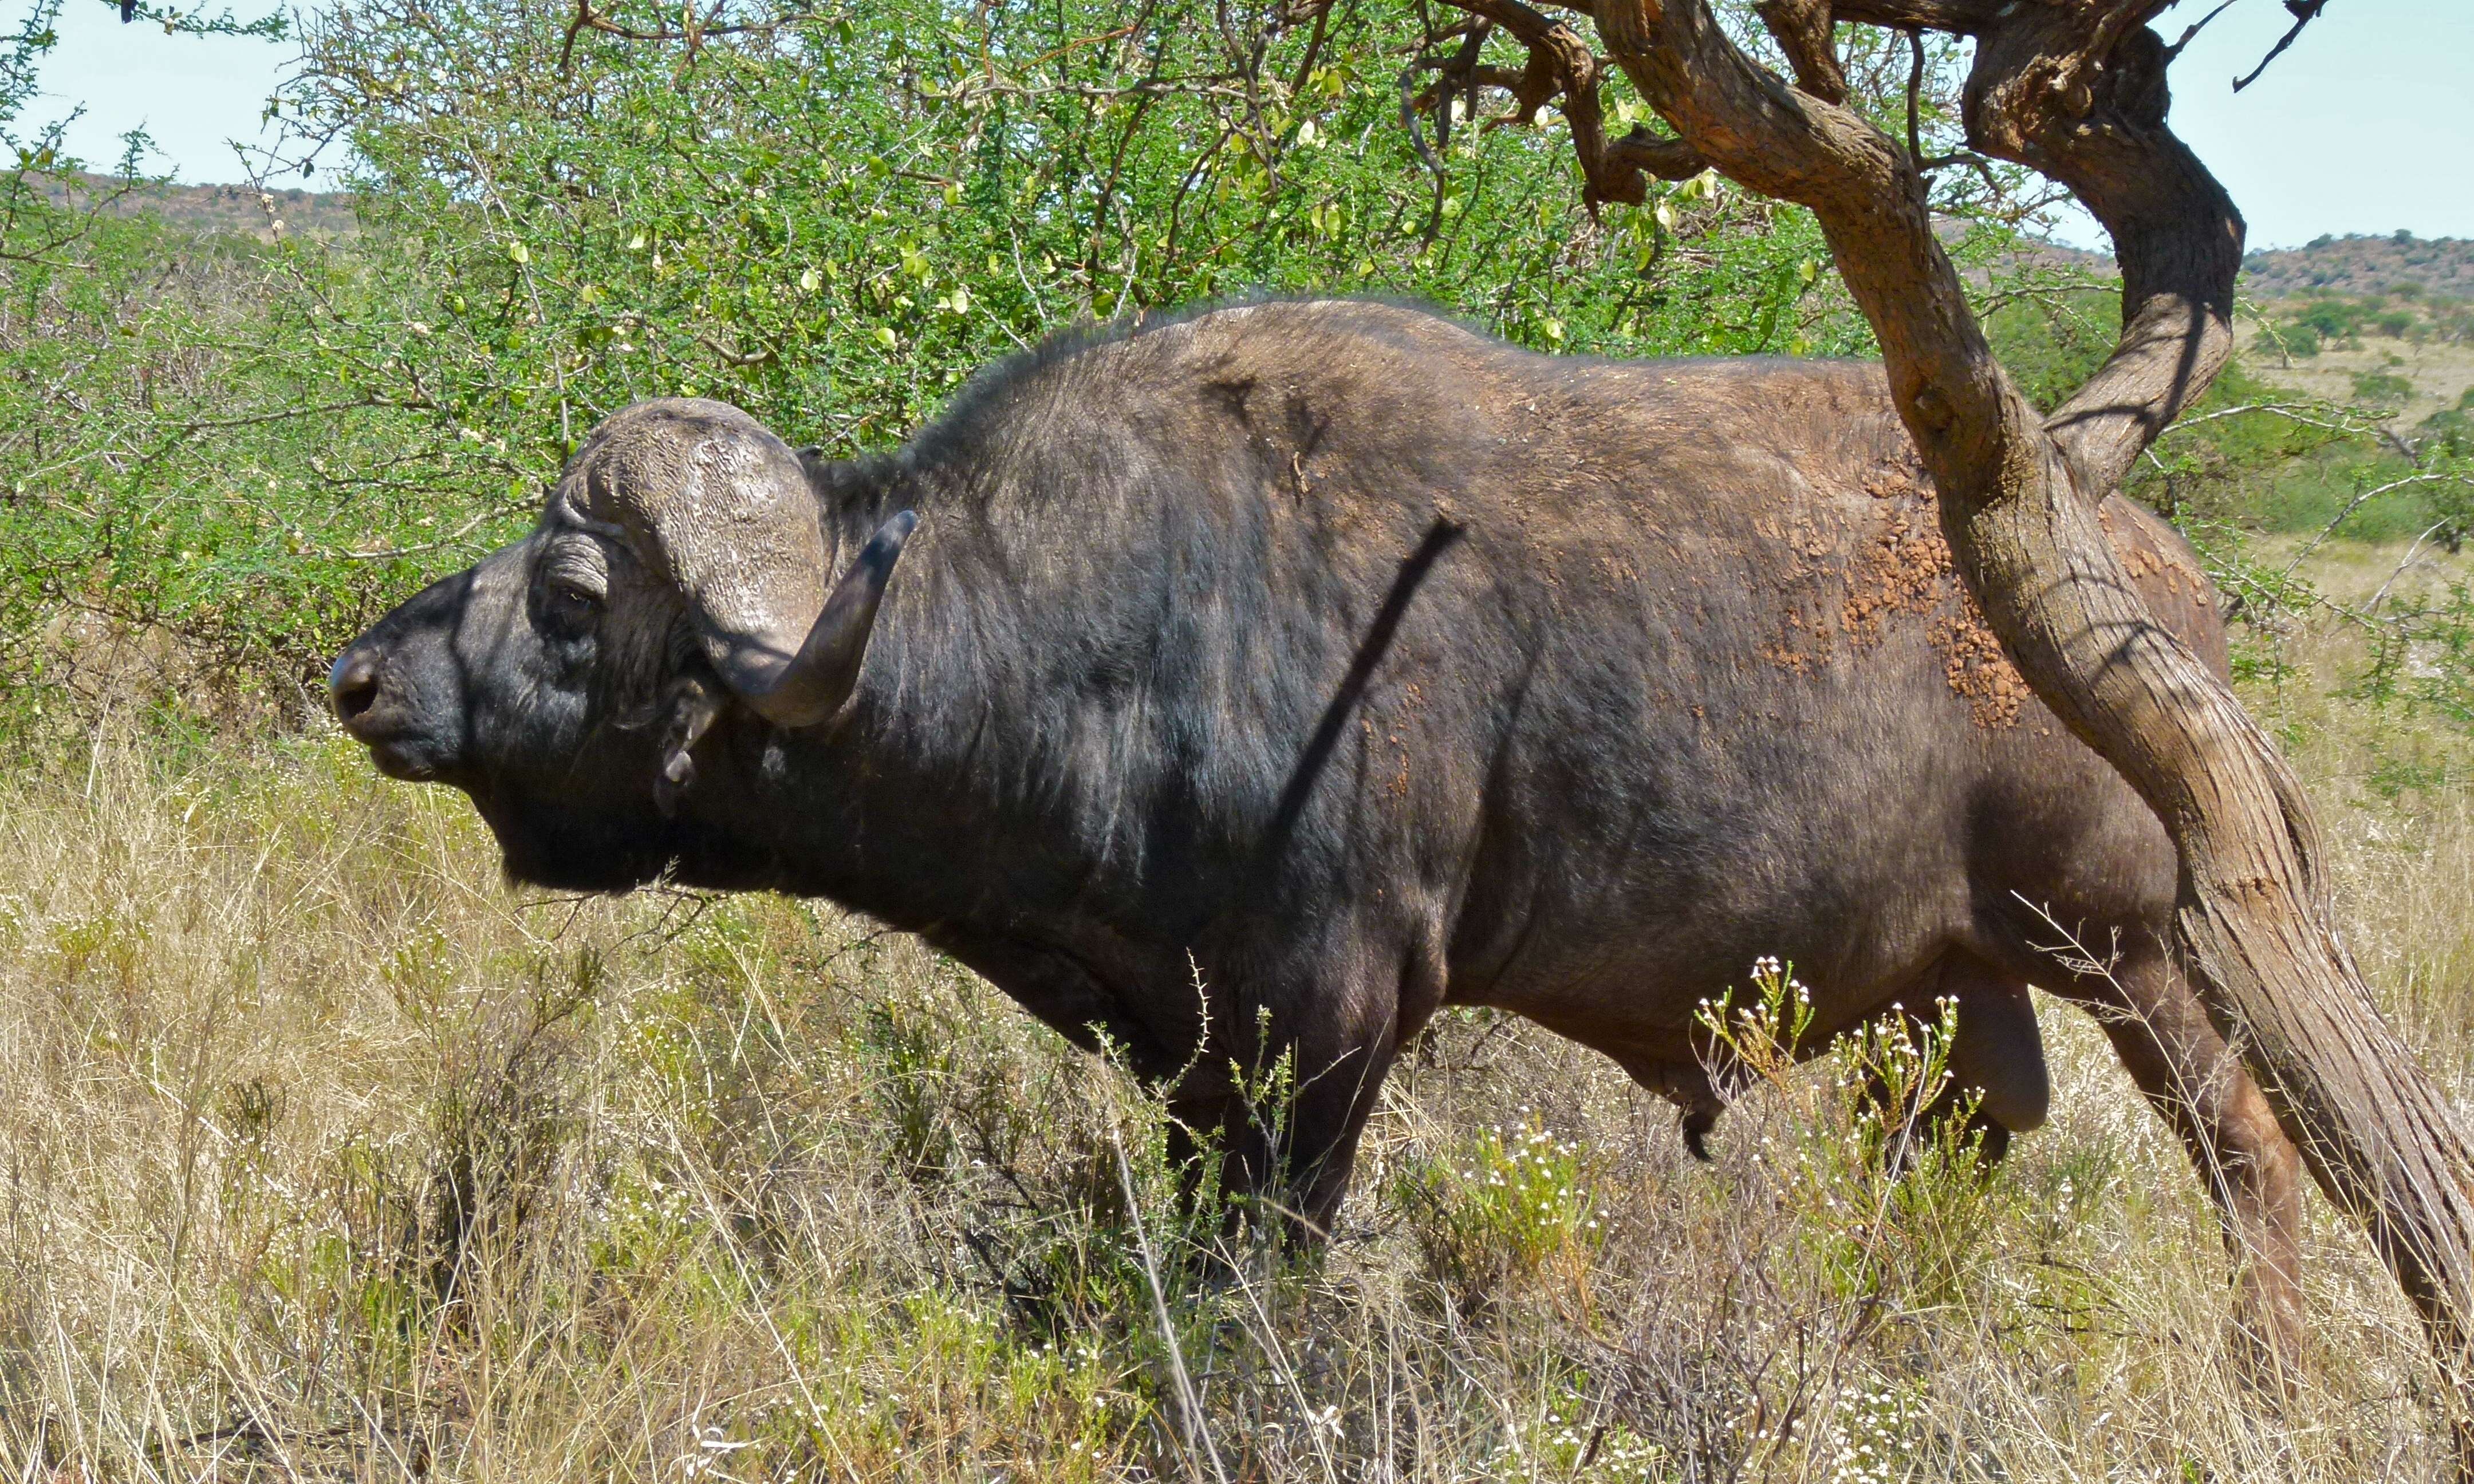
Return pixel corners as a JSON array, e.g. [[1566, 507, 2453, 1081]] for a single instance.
[[1452, 0, 2474, 1446]]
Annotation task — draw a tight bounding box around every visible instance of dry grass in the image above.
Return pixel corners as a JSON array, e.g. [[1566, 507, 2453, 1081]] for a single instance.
[[2242, 332, 2474, 424], [1, 598, 2471, 1482]]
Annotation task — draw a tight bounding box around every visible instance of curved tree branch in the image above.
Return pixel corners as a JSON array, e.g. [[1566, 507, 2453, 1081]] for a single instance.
[[1964, 16, 2239, 499], [1427, 0, 1705, 206], [2234, 0, 2330, 91], [1755, 0, 1849, 102]]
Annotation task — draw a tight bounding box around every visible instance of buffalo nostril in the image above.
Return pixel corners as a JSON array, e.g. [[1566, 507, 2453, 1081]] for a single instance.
[[329, 650, 383, 727]]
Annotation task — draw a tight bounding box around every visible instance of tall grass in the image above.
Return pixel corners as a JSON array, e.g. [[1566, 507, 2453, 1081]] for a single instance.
[[1, 603, 2468, 1480]]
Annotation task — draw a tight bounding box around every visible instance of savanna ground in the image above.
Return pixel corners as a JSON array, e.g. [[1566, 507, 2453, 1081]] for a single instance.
[[6, 1, 2474, 1478], [2, 554, 2470, 1484]]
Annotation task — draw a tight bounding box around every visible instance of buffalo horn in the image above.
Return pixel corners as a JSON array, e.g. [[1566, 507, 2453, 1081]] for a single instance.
[[723, 509, 917, 727], [569, 398, 917, 730]]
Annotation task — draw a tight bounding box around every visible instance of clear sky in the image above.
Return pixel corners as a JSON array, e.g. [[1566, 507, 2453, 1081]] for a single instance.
[[2058, 0, 2474, 249], [36, 0, 294, 184], [28, 0, 2474, 248]]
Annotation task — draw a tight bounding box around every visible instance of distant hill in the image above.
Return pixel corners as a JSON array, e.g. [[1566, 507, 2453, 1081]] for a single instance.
[[2242, 233, 2474, 300], [34, 172, 2471, 309], [1988, 230, 2474, 303], [34, 172, 359, 240]]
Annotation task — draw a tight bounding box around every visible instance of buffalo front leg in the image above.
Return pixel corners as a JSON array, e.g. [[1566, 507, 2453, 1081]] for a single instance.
[[1168, 1027, 1405, 1241], [1167, 933, 1440, 1241]]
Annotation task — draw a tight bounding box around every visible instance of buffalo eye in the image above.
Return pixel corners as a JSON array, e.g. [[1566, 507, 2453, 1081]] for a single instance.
[[535, 538, 609, 640], [539, 576, 601, 638]]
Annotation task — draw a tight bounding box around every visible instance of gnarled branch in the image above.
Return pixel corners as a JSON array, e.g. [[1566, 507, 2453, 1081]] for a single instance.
[[1754, 0, 1847, 102], [1423, 0, 1705, 207], [1963, 15, 2240, 499]]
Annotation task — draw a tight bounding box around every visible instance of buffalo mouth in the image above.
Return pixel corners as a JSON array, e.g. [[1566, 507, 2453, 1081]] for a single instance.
[[340, 716, 472, 787], [331, 670, 462, 784], [361, 737, 446, 783]]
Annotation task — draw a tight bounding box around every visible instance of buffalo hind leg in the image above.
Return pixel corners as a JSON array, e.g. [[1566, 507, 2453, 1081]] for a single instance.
[[2048, 946, 2306, 1386]]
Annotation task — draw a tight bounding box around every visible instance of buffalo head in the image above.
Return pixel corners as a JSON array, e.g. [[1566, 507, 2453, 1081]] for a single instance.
[[328, 397, 916, 890]]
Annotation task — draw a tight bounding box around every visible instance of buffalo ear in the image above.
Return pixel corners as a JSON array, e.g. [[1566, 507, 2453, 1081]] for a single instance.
[[721, 510, 917, 728], [651, 674, 725, 816]]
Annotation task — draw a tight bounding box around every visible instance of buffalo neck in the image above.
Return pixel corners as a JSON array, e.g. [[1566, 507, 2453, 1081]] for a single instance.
[[702, 449, 1199, 942]]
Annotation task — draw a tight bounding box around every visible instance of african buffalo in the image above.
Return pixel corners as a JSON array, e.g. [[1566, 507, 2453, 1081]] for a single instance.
[[330, 298, 2301, 1357]]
